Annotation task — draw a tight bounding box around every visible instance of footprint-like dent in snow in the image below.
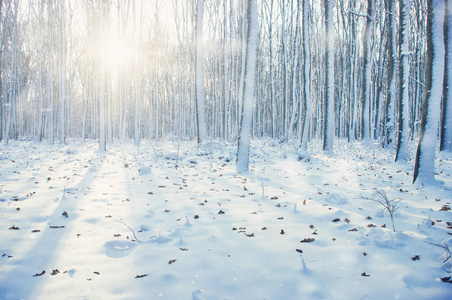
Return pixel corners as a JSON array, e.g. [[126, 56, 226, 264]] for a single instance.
[[139, 166, 151, 175], [67, 268, 76, 277], [402, 273, 430, 288], [105, 240, 137, 258], [30, 216, 48, 223], [92, 198, 108, 203], [151, 235, 173, 244], [140, 225, 150, 231], [84, 218, 100, 224]]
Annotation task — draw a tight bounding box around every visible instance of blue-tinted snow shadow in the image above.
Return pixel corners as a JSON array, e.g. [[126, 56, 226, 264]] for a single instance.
[[0, 154, 102, 300]]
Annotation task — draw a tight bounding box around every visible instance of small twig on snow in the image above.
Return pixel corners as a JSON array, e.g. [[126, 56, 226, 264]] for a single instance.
[[425, 240, 451, 263], [115, 220, 140, 242]]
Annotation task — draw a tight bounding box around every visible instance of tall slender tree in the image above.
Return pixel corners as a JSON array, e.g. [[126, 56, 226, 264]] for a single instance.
[[361, 0, 373, 142], [195, 0, 207, 144], [440, 0, 452, 151], [413, 0, 445, 184], [395, 0, 411, 161], [384, 0, 396, 147], [98, 0, 106, 152], [0, 0, 4, 141], [323, 0, 334, 152], [223, 0, 228, 140], [237, 0, 258, 173], [299, 0, 311, 153]]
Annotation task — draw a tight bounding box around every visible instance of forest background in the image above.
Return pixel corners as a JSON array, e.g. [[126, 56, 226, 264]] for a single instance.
[[0, 0, 451, 182]]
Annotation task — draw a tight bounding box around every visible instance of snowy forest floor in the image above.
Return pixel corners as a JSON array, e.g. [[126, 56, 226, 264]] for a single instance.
[[0, 139, 451, 300]]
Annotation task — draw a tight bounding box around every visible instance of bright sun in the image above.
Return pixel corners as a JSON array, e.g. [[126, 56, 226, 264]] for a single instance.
[[103, 34, 135, 70]]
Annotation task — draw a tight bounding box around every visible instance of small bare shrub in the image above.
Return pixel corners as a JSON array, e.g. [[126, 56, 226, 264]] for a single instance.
[[362, 190, 402, 232]]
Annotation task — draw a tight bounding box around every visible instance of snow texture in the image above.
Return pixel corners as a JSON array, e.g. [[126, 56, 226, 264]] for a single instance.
[[0, 139, 451, 299]]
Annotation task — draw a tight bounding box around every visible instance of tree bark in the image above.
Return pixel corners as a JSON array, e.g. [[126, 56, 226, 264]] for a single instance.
[[413, 0, 445, 184], [237, 0, 258, 173], [440, 0, 452, 151], [360, 0, 373, 142], [323, 0, 334, 152], [195, 0, 207, 144], [395, 0, 411, 161]]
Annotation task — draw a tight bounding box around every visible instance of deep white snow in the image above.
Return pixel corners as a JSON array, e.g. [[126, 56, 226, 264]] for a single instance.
[[0, 139, 451, 299]]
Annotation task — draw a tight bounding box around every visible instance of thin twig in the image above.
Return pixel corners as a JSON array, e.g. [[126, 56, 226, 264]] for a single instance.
[[116, 220, 140, 242], [425, 241, 451, 263]]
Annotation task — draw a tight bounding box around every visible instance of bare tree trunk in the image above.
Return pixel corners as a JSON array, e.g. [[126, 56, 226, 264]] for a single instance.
[[360, 0, 373, 142], [223, 0, 229, 140], [59, 0, 66, 144], [36, 0, 44, 142], [413, 0, 445, 184], [48, 1, 54, 144], [323, 0, 334, 152], [300, 0, 311, 152], [237, 0, 258, 173], [195, 0, 207, 143], [0, 0, 3, 141], [289, 0, 301, 141], [440, 0, 452, 151], [99, 0, 106, 152], [395, 0, 411, 161], [384, 0, 396, 147]]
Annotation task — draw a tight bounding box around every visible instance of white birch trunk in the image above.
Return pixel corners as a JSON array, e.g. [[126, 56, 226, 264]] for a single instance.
[[300, 0, 311, 152], [323, 0, 335, 152], [237, 0, 258, 173], [195, 0, 207, 143], [361, 0, 373, 142], [442, 0, 452, 151], [223, 0, 229, 140], [36, 1, 44, 142], [413, 0, 445, 184], [99, 0, 106, 152], [134, 64, 140, 147], [395, 0, 411, 161]]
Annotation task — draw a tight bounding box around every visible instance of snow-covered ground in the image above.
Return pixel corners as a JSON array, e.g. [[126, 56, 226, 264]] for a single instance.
[[0, 139, 451, 299]]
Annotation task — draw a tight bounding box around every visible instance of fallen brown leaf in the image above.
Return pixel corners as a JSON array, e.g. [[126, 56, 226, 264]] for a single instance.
[[300, 238, 315, 243]]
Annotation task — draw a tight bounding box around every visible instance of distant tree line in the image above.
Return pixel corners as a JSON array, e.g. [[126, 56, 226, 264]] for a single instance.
[[0, 0, 450, 181]]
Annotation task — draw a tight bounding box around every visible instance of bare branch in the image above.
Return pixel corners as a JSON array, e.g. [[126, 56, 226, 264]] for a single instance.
[[116, 220, 140, 242], [425, 241, 451, 263]]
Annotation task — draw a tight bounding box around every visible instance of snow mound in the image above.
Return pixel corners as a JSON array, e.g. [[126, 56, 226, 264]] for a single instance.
[[324, 193, 348, 205], [164, 151, 179, 160], [297, 151, 311, 162], [65, 148, 78, 155], [357, 228, 407, 248]]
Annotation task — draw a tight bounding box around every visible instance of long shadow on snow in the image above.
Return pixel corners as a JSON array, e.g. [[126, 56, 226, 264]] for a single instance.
[[0, 153, 102, 299]]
